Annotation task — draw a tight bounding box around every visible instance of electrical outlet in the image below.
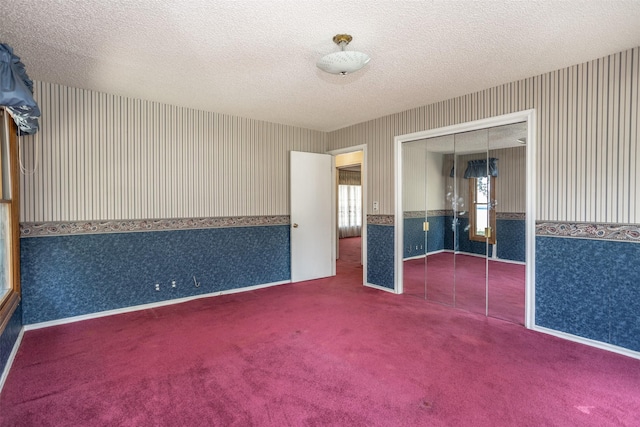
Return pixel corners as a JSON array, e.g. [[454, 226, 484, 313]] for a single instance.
[[155, 283, 160, 291], [171, 280, 177, 288]]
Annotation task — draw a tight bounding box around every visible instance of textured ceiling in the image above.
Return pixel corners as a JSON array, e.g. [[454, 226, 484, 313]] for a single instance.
[[2, 1, 640, 131], [411, 122, 528, 154]]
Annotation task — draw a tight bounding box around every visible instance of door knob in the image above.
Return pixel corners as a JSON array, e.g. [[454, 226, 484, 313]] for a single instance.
[[293, 223, 299, 228]]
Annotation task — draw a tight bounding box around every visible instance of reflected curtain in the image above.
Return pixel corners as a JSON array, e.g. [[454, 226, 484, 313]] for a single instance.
[[338, 170, 361, 238], [464, 158, 499, 178], [450, 158, 499, 178]]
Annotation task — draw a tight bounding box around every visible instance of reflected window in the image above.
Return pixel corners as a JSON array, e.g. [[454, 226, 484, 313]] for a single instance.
[[469, 176, 496, 244]]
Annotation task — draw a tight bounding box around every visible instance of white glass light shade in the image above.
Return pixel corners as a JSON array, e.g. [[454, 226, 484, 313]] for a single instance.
[[316, 51, 371, 75]]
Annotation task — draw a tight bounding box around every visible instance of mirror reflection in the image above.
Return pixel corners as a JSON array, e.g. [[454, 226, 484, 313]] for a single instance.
[[402, 122, 527, 325]]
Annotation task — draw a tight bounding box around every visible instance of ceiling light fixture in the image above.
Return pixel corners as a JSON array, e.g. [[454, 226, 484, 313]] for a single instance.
[[316, 34, 370, 76]]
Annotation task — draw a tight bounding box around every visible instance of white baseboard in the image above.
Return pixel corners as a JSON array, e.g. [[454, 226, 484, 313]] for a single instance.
[[364, 283, 396, 293], [454, 251, 486, 259], [450, 250, 526, 265], [490, 257, 526, 265], [404, 249, 447, 261], [405, 249, 524, 265], [533, 325, 640, 361], [24, 280, 291, 331], [0, 327, 24, 394], [427, 249, 446, 255]]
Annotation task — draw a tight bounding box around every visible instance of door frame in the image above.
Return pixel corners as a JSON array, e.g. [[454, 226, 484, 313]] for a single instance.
[[394, 110, 536, 329], [328, 144, 368, 286]]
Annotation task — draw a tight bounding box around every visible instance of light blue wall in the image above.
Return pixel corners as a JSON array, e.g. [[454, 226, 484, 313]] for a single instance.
[[21, 226, 290, 324], [536, 236, 640, 352]]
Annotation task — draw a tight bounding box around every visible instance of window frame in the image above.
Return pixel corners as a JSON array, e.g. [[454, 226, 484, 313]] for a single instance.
[[0, 109, 21, 334], [469, 175, 496, 245]]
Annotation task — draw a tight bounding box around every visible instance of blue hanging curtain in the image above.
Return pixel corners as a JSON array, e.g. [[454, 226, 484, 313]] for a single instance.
[[463, 158, 498, 178], [0, 43, 40, 135]]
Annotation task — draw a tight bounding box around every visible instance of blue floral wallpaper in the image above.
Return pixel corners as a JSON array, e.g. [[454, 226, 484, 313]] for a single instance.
[[442, 216, 526, 262], [403, 216, 445, 259], [367, 224, 394, 290], [496, 219, 526, 262], [0, 303, 22, 374], [536, 236, 640, 352], [15, 212, 640, 357], [444, 216, 491, 257], [21, 226, 290, 324]]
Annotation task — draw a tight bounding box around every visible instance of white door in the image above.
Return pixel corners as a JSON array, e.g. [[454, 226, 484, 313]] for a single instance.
[[290, 151, 335, 282]]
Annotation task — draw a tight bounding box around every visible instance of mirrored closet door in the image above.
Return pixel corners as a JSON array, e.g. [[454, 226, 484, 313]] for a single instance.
[[401, 122, 527, 325], [450, 129, 491, 317], [402, 139, 429, 299]]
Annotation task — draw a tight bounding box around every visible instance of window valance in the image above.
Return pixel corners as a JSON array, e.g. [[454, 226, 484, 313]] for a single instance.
[[339, 170, 361, 185], [0, 44, 40, 135], [450, 158, 499, 178], [464, 158, 498, 178]]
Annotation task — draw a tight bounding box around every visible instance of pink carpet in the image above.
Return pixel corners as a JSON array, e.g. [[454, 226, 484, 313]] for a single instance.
[[404, 252, 525, 325], [1, 238, 639, 426]]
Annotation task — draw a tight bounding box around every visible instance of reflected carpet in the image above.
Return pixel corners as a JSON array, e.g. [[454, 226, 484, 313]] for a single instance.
[[404, 252, 525, 325]]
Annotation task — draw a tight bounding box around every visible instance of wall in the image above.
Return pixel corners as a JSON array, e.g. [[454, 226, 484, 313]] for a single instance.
[[402, 145, 445, 212], [20, 82, 327, 221], [21, 226, 289, 324], [329, 47, 640, 353], [19, 82, 326, 325], [536, 236, 640, 350], [329, 48, 640, 223], [16, 48, 640, 354], [0, 303, 21, 375]]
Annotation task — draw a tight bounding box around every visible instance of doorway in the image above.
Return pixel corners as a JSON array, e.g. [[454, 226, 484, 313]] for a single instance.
[[330, 146, 367, 285], [394, 111, 536, 328]]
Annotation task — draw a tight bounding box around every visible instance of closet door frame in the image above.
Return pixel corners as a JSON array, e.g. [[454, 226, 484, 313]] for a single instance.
[[394, 109, 536, 329]]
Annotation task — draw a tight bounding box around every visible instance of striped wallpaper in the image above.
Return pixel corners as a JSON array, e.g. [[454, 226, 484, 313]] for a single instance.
[[19, 82, 327, 222], [491, 146, 526, 214], [18, 47, 640, 225], [402, 145, 445, 212], [328, 47, 640, 224]]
